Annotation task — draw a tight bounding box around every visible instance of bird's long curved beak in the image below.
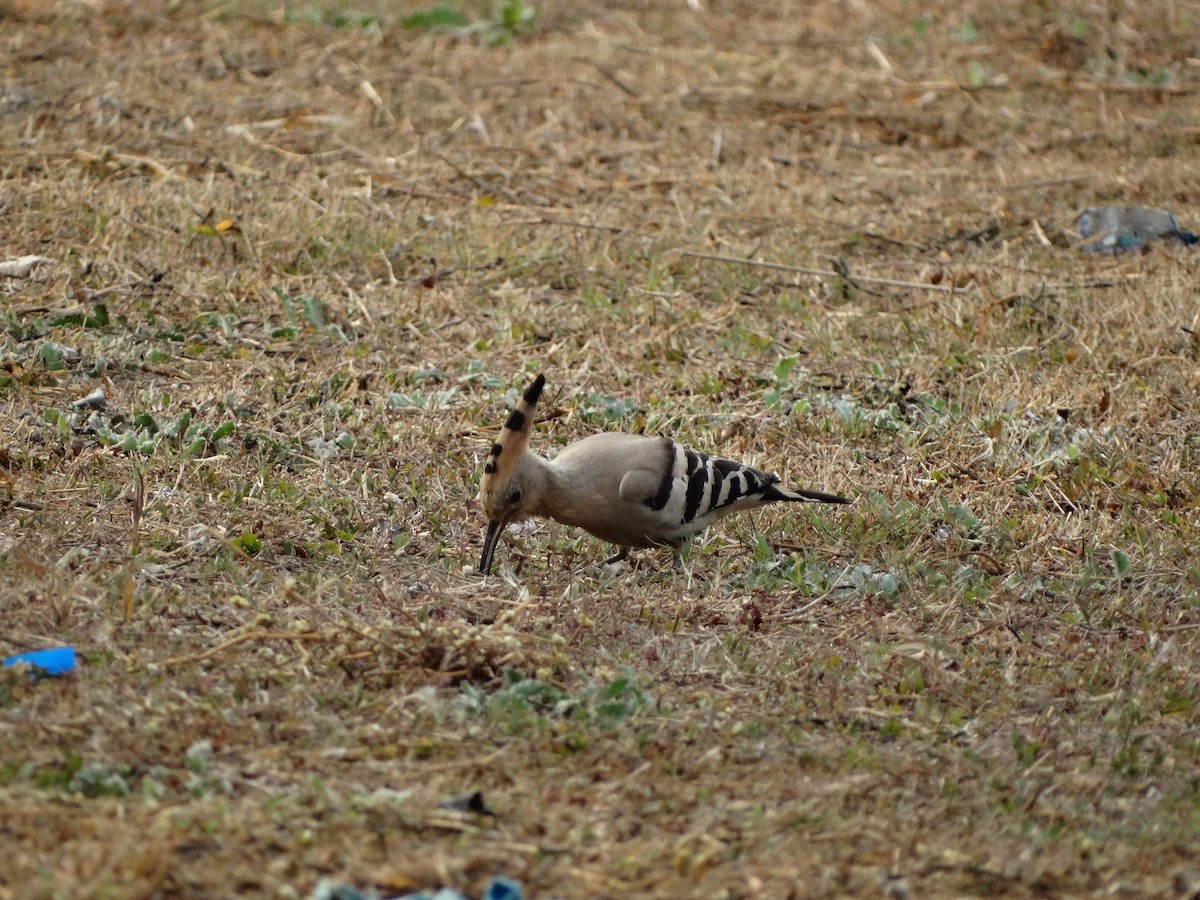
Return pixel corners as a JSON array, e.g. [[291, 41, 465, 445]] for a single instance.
[[478, 519, 504, 575]]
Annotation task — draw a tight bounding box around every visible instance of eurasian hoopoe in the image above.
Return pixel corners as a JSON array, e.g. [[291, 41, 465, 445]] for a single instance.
[[477, 374, 851, 574]]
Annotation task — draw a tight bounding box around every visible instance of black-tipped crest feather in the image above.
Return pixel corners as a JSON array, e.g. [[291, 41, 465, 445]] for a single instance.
[[522, 374, 546, 405], [481, 374, 546, 490]]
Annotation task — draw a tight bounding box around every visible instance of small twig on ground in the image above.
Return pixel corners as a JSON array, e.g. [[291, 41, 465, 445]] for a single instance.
[[679, 249, 972, 294], [581, 59, 639, 98], [999, 175, 1091, 192], [509, 216, 651, 238]]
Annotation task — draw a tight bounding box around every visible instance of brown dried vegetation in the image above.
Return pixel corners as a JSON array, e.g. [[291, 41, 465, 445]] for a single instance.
[[2, 0, 1199, 897]]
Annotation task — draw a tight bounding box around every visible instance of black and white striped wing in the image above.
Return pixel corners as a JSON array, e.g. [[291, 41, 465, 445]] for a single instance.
[[643, 442, 779, 532]]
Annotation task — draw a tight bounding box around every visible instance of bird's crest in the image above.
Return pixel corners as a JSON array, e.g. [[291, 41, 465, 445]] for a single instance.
[[480, 373, 545, 496]]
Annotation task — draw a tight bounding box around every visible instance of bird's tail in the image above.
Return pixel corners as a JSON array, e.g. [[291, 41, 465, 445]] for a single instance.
[[765, 484, 851, 504]]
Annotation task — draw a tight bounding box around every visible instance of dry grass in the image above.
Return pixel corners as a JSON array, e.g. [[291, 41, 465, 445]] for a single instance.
[[2, 1, 1199, 897]]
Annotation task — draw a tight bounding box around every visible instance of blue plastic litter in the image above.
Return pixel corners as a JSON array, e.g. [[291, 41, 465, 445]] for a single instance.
[[1079, 205, 1199, 255], [3, 646, 76, 676], [483, 878, 524, 900]]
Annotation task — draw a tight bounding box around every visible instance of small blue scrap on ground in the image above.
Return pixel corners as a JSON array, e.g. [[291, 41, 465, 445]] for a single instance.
[[2, 647, 76, 677], [482, 879, 523, 900], [1079, 205, 1199, 255], [310, 877, 524, 900]]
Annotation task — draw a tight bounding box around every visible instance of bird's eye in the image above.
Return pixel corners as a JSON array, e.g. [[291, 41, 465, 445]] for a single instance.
[[508, 488, 523, 505]]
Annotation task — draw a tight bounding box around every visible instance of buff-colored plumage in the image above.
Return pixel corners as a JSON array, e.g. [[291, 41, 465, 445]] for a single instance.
[[477, 374, 850, 574]]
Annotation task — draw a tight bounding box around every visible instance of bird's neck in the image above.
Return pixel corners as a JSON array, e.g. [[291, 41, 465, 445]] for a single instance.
[[515, 452, 570, 520]]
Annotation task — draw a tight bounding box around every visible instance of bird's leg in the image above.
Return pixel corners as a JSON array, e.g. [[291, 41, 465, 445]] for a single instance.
[[604, 546, 630, 565], [670, 539, 703, 578], [669, 537, 693, 572]]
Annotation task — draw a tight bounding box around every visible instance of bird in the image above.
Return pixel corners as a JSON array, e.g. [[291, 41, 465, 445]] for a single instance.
[[477, 373, 851, 575]]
